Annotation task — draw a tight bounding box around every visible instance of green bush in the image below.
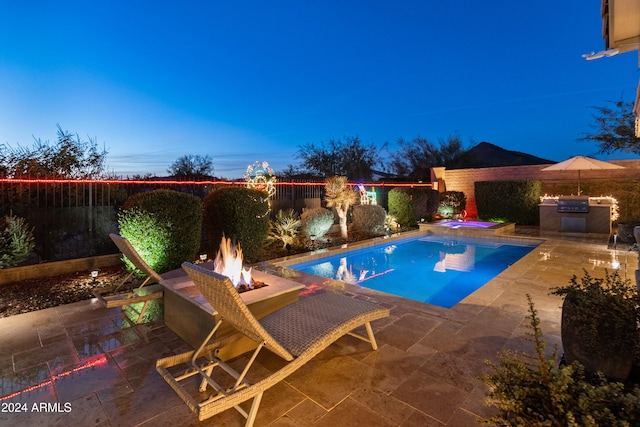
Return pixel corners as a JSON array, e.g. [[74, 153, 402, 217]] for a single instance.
[[351, 204, 387, 237], [389, 187, 440, 226], [0, 214, 35, 269], [388, 188, 415, 227], [552, 270, 640, 380], [268, 209, 301, 248], [203, 186, 270, 263], [300, 207, 334, 240], [475, 180, 542, 225], [483, 295, 640, 426], [118, 189, 202, 274]]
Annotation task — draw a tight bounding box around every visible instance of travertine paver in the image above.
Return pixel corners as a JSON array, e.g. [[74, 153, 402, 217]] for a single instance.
[[0, 228, 632, 426]]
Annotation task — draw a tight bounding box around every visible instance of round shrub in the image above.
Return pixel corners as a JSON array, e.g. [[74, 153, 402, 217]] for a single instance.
[[203, 186, 270, 263], [352, 205, 387, 237], [388, 188, 415, 227], [118, 189, 202, 274], [300, 207, 334, 240]]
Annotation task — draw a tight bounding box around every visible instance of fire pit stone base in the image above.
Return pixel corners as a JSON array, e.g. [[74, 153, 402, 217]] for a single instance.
[[161, 266, 304, 360]]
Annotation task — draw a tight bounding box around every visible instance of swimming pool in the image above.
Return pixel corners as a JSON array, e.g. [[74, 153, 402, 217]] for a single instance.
[[436, 220, 501, 229], [288, 235, 539, 308]]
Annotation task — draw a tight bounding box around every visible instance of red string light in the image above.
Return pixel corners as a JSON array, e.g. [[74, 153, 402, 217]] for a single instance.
[[0, 354, 108, 401], [0, 178, 432, 188]]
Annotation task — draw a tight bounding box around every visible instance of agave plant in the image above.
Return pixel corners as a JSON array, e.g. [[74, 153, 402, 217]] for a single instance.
[[268, 209, 302, 248]]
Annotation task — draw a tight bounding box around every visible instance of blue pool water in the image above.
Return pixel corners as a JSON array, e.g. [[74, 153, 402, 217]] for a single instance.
[[289, 235, 539, 308]]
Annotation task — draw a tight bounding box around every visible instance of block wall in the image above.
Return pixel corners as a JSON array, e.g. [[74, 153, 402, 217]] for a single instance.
[[443, 160, 640, 219]]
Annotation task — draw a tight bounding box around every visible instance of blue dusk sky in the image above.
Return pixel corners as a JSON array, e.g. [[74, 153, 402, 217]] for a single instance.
[[1, 1, 638, 179]]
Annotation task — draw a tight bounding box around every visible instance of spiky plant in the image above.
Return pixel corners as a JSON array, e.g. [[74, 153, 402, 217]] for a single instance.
[[268, 209, 301, 248]]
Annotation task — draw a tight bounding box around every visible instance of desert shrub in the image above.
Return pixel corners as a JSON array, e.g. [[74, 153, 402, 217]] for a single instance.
[[0, 214, 35, 269], [300, 207, 334, 240], [203, 186, 270, 263], [385, 214, 400, 232], [483, 294, 640, 426], [351, 204, 387, 237], [268, 209, 301, 248], [437, 191, 466, 218], [118, 189, 202, 274]]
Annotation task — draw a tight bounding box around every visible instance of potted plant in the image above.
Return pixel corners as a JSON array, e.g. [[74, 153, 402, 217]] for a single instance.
[[483, 295, 640, 426], [552, 270, 640, 381], [616, 218, 640, 244]]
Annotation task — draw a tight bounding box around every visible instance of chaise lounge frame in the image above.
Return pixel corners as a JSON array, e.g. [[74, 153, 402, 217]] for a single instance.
[[92, 233, 164, 323], [156, 262, 390, 426]]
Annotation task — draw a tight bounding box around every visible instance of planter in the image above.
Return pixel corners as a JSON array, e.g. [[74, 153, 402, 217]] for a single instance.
[[617, 223, 640, 243], [0, 254, 122, 285], [561, 294, 635, 381]]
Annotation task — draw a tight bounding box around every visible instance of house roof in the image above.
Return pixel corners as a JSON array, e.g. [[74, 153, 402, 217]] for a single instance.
[[602, 0, 640, 55], [601, 0, 640, 136]]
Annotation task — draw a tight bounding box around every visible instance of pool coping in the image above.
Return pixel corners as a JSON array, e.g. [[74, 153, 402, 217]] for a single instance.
[[419, 221, 516, 237]]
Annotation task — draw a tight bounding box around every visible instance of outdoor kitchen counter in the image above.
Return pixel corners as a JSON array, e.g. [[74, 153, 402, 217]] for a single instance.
[[161, 264, 304, 359], [539, 198, 612, 234]]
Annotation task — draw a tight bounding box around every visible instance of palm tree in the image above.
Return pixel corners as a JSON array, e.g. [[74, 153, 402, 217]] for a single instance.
[[324, 176, 357, 239]]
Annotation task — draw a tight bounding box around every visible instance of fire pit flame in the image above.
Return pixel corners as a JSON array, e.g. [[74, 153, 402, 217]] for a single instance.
[[213, 236, 252, 289]]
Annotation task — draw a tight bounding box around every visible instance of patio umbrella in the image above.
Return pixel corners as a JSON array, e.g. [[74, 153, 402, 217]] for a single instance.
[[540, 155, 624, 195]]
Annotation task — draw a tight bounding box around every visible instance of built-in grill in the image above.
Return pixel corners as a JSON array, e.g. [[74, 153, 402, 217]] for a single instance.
[[540, 196, 611, 234], [557, 197, 589, 213]]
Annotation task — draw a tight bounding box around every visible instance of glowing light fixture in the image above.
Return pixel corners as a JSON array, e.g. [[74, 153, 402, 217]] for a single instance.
[[245, 161, 277, 198]]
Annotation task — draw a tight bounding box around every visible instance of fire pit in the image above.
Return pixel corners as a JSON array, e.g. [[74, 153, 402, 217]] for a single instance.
[[161, 237, 304, 360]]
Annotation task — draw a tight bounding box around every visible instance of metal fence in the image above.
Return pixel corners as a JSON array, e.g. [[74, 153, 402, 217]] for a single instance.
[[0, 178, 431, 262]]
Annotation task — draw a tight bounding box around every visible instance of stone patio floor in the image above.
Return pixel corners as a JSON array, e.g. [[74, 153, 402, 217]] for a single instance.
[[0, 227, 635, 426]]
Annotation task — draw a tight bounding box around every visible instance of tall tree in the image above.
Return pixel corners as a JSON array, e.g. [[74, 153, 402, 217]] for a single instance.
[[0, 124, 108, 179], [324, 176, 357, 239], [167, 154, 214, 178], [297, 136, 385, 181], [579, 97, 640, 155], [389, 134, 468, 180]]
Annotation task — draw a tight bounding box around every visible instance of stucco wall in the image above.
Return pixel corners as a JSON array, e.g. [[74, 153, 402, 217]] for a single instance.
[[442, 160, 640, 218]]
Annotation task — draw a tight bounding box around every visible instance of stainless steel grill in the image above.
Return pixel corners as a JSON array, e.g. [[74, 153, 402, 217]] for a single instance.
[[557, 197, 589, 213]]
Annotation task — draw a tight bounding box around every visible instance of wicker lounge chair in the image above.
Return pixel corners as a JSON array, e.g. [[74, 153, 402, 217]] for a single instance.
[[156, 262, 390, 426], [92, 233, 164, 323]]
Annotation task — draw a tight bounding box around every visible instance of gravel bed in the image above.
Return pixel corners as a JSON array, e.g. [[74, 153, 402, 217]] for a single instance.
[[0, 265, 129, 318]]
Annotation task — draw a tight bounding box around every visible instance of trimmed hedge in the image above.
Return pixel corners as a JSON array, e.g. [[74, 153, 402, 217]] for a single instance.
[[388, 187, 440, 227], [203, 187, 270, 263], [475, 180, 543, 225], [118, 189, 202, 274]]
